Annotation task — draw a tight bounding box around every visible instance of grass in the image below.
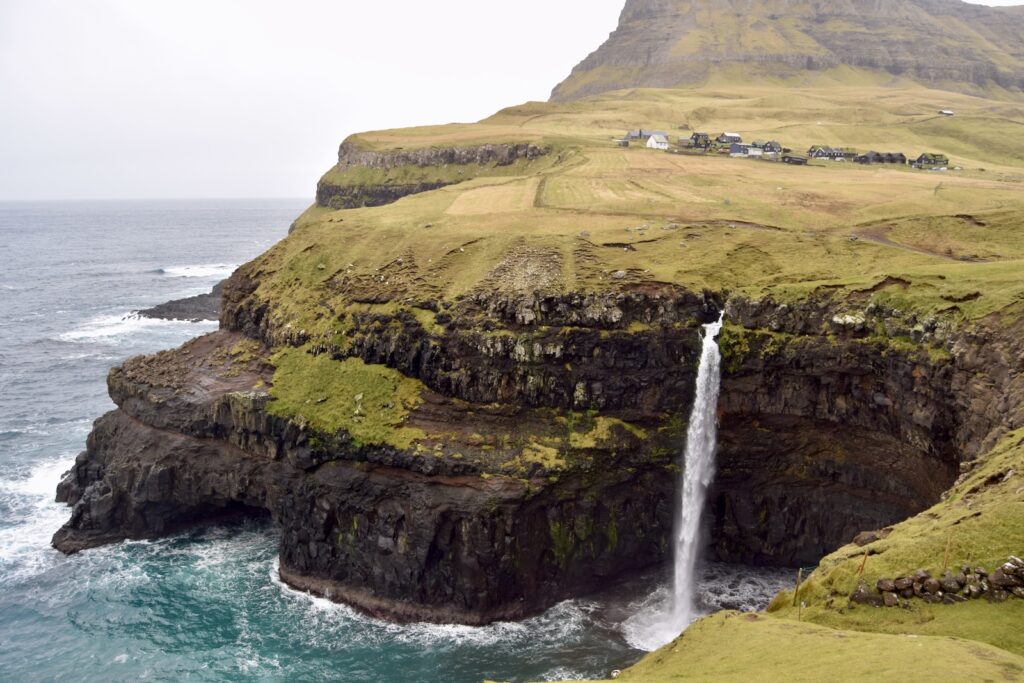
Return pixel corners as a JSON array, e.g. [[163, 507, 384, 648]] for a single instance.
[[768, 428, 1024, 655], [251, 83, 1024, 349], [267, 348, 426, 450], [562, 611, 1024, 683]]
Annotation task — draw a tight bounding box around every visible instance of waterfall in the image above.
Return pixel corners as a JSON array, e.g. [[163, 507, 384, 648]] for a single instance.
[[669, 311, 725, 628], [622, 312, 725, 651]]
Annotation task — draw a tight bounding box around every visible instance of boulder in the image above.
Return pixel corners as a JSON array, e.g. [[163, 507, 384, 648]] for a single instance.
[[989, 570, 1019, 589], [923, 578, 942, 594], [876, 578, 896, 593], [883, 591, 900, 607], [939, 575, 963, 593], [850, 581, 884, 607]]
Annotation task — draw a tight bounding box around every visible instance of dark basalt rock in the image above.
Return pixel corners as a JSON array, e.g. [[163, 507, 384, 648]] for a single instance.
[[139, 281, 223, 322], [54, 282, 1024, 624], [314, 142, 549, 210]]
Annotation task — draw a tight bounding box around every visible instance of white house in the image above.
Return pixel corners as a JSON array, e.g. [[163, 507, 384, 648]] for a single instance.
[[939, 109, 955, 117], [647, 134, 670, 151]]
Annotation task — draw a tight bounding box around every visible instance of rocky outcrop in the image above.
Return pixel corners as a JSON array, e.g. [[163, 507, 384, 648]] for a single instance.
[[316, 181, 450, 211], [55, 273, 1024, 625], [334, 140, 548, 171], [139, 281, 223, 322], [314, 142, 549, 209], [551, 0, 1024, 101], [52, 333, 677, 624]]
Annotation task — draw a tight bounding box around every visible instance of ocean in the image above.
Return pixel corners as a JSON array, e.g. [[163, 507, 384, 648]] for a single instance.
[[0, 199, 791, 682]]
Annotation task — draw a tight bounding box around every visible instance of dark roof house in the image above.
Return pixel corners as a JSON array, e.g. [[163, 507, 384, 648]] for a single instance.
[[855, 151, 907, 164], [716, 132, 742, 144], [914, 153, 950, 168], [690, 132, 711, 147]]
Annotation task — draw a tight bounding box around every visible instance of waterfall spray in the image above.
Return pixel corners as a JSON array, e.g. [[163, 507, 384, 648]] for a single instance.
[[622, 312, 725, 651], [669, 311, 725, 627]]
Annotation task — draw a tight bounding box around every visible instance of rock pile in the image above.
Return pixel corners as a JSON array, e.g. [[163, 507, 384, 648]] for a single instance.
[[850, 556, 1024, 607]]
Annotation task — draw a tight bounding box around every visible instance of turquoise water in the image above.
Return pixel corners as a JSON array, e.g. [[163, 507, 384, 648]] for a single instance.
[[0, 200, 790, 682]]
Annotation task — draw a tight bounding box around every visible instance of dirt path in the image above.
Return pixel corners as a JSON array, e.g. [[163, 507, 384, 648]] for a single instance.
[[850, 225, 966, 262]]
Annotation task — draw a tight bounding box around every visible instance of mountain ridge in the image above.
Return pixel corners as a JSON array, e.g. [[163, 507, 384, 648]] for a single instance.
[[551, 0, 1024, 101]]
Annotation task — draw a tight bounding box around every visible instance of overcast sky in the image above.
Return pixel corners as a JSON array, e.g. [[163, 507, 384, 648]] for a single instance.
[[0, 0, 1018, 201]]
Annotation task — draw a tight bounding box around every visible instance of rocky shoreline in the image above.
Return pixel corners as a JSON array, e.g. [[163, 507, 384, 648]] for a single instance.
[[139, 281, 223, 322], [51, 276, 1024, 623]]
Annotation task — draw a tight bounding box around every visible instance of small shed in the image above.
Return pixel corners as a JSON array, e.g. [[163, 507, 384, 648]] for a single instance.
[[647, 134, 670, 151], [615, 139, 630, 147], [939, 110, 955, 117], [782, 155, 808, 165], [690, 132, 711, 149], [717, 132, 742, 144]]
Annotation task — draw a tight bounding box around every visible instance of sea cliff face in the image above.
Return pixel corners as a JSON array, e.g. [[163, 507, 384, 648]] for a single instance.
[[53, 269, 1024, 622], [315, 141, 549, 210], [51, 83, 1024, 624], [551, 0, 1024, 101]]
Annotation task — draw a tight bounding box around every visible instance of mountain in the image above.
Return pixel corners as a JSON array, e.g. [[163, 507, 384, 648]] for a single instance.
[[551, 0, 1024, 101]]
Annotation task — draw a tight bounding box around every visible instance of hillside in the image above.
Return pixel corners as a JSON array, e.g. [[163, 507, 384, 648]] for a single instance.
[[53, 19, 1024, 683], [551, 0, 1024, 102]]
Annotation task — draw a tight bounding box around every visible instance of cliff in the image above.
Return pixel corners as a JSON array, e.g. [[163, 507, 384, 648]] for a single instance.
[[52, 77, 1024, 671], [551, 0, 1024, 101]]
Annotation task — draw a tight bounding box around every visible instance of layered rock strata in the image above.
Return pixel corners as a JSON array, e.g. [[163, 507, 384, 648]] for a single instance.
[[315, 142, 548, 209], [53, 276, 1024, 623]]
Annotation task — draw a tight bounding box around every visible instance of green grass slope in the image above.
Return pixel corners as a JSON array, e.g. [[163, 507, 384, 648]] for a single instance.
[[565, 611, 1024, 683]]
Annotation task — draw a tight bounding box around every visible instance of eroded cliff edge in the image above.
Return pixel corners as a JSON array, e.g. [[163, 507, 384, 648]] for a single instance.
[[51, 94, 1024, 624], [52, 264, 1024, 623]]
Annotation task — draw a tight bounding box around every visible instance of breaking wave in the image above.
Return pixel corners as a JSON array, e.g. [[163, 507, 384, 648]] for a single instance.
[[157, 263, 237, 279], [57, 312, 217, 344]]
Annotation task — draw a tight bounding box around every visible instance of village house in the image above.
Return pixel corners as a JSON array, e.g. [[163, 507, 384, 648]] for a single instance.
[[647, 134, 670, 151], [854, 151, 907, 165], [625, 129, 668, 141], [717, 132, 742, 144], [615, 138, 630, 147], [689, 132, 711, 149], [808, 146, 855, 161], [730, 143, 763, 158], [754, 140, 783, 154], [913, 153, 950, 169]]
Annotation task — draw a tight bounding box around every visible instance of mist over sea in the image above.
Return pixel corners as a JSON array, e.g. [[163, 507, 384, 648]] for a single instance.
[[0, 199, 789, 682]]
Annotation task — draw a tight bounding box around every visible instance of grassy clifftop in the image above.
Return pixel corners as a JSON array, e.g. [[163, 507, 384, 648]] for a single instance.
[[265, 84, 1024, 342]]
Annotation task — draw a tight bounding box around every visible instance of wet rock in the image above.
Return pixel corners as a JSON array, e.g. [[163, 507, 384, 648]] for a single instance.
[[923, 578, 942, 595], [876, 578, 896, 593], [894, 577, 913, 591], [883, 591, 900, 607]]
